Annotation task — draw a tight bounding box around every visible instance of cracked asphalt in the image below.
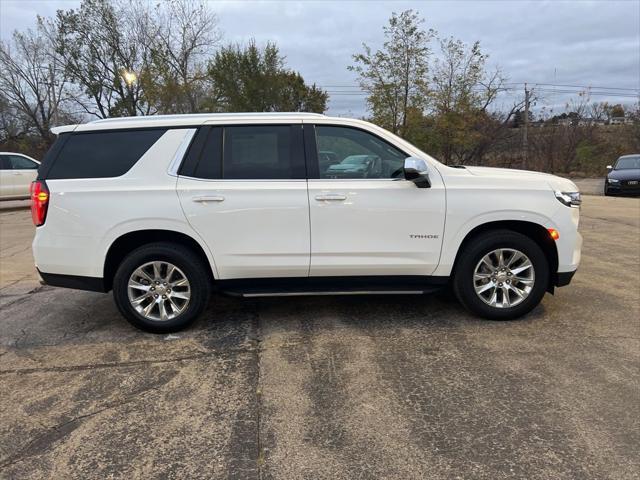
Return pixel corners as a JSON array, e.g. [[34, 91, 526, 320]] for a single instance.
[[0, 195, 639, 479]]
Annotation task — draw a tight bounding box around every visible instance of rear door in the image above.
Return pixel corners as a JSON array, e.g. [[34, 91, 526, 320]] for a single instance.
[[177, 123, 310, 279], [305, 123, 446, 277], [7, 155, 39, 197]]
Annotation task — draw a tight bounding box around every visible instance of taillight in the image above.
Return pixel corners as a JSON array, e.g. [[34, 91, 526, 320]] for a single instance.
[[30, 180, 49, 226]]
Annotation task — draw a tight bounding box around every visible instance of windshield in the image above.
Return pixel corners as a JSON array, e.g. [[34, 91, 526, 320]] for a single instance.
[[615, 156, 640, 170]]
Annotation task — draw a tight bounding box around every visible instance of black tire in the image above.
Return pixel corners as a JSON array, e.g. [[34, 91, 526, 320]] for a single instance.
[[113, 242, 211, 333], [452, 230, 549, 320]]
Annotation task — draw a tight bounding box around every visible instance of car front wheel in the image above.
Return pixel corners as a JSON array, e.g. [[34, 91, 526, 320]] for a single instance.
[[453, 230, 549, 320], [113, 242, 211, 333]]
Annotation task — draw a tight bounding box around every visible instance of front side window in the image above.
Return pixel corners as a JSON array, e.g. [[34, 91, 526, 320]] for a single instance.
[[223, 126, 302, 180], [315, 126, 407, 179], [9, 155, 38, 170], [46, 129, 166, 179]]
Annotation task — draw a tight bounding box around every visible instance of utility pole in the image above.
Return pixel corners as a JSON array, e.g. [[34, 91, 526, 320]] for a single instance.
[[523, 83, 530, 170]]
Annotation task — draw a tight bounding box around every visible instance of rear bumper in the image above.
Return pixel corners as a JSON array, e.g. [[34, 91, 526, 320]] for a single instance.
[[38, 269, 107, 293], [555, 269, 577, 287]]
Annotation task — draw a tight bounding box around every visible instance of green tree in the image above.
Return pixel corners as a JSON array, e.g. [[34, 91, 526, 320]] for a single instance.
[[610, 104, 625, 118], [349, 10, 433, 136], [206, 40, 327, 112], [511, 109, 534, 128], [428, 38, 508, 164]]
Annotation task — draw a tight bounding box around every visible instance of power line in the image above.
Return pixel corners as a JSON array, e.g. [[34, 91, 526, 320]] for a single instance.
[[322, 82, 639, 92], [534, 89, 639, 98], [509, 82, 638, 92], [324, 90, 639, 98]]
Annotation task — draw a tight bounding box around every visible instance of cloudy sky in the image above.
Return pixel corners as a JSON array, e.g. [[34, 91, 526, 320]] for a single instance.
[[1, 0, 638, 116]]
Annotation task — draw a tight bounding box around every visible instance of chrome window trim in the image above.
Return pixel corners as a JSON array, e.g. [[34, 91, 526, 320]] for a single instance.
[[177, 175, 307, 183], [308, 178, 405, 182], [167, 128, 197, 177], [177, 176, 404, 183]]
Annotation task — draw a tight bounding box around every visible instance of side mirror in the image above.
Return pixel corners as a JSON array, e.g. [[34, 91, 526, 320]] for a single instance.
[[606, 165, 613, 171], [404, 157, 431, 188]]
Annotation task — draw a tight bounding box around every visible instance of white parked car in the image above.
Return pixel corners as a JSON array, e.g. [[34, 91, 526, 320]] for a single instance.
[[0, 152, 40, 200], [32, 113, 582, 332]]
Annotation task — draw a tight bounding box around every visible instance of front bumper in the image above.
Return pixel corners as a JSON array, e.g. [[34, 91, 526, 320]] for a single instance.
[[606, 180, 640, 195]]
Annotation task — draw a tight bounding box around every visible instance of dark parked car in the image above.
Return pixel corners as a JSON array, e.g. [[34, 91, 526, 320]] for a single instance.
[[605, 154, 640, 196]]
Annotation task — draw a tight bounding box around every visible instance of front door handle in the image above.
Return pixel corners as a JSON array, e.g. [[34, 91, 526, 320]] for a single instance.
[[315, 194, 347, 201], [192, 195, 225, 203]]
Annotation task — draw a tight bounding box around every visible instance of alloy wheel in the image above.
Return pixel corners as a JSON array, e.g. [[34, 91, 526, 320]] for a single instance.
[[127, 261, 191, 321], [473, 248, 535, 308]]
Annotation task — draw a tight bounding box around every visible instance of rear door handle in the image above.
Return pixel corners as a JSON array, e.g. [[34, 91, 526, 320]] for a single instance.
[[315, 194, 347, 201], [192, 195, 225, 203]]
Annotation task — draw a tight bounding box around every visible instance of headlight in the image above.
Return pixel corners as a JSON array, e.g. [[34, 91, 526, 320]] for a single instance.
[[607, 178, 620, 184], [555, 191, 581, 207]]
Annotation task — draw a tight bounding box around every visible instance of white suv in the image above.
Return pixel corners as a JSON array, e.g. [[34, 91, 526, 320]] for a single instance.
[[32, 113, 582, 332]]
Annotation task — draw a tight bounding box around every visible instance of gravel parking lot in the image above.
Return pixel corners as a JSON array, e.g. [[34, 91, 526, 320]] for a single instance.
[[1, 194, 639, 479]]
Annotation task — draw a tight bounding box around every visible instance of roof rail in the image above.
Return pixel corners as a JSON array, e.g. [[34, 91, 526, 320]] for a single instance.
[[89, 112, 326, 124]]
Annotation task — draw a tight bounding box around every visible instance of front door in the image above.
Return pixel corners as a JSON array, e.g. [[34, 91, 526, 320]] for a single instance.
[[177, 124, 310, 279], [0, 156, 15, 198], [305, 124, 446, 277]]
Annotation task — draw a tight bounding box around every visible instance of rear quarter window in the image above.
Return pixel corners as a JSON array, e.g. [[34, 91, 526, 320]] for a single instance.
[[45, 129, 167, 179]]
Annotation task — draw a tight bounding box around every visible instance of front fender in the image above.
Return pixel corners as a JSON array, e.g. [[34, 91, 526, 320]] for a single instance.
[[433, 208, 560, 277]]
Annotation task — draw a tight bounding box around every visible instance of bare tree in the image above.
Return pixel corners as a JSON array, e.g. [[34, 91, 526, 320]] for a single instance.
[[589, 101, 610, 121], [0, 93, 29, 144], [145, 0, 221, 113], [0, 25, 69, 142]]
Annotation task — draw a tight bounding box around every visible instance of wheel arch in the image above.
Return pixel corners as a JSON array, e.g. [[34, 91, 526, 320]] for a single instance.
[[103, 229, 216, 291], [451, 220, 559, 293]]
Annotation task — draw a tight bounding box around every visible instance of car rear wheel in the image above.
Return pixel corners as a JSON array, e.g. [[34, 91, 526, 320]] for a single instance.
[[113, 242, 211, 333], [453, 230, 549, 320]]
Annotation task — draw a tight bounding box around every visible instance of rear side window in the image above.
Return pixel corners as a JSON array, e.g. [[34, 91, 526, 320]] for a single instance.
[[8, 155, 38, 169], [182, 125, 305, 180], [46, 129, 166, 179], [223, 126, 300, 180], [193, 128, 223, 179]]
